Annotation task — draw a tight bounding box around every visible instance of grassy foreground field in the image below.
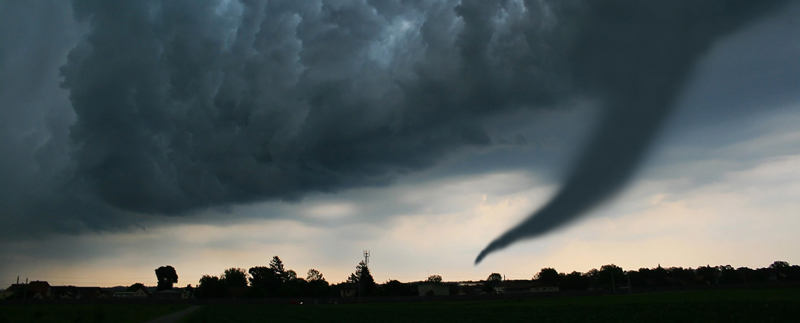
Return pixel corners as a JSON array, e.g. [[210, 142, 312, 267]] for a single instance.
[[0, 304, 189, 323], [181, 288, 800, 323]]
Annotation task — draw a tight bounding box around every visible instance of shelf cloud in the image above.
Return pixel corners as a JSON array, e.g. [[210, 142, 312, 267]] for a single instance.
[[0, 0, 794, 254]]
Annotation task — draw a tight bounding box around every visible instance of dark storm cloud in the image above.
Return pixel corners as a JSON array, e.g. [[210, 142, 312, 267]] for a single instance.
[[58, 0, 571, 216], [0, 0, 794, 242], [0, 1, 112, 237]]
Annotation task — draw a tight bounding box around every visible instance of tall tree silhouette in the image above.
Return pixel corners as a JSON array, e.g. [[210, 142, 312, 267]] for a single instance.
[[561, 271, 589, 290], [426, 275, 443, 283], [306, 269, 330, 297], [223, 268, 248, 287], [534, 268, 561, 285], [347, 261, 376, 296], [198, 275, 227, 298], [483, 273, 502, 293], [598, 264, 624, 290], [307, 269, 324, 282], [155, 266, 178, 291], [248, 266, 278, 297], [270, 256, 286, 282]]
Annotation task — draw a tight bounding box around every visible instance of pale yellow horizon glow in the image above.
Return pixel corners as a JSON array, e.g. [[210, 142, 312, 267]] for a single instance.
[[2, 153, 798, 288]]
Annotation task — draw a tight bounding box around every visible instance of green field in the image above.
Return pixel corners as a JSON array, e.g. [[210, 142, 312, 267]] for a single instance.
[[1, 289, 797, 323], [0, 304, 189, 323], [181, 288, 800, 323]]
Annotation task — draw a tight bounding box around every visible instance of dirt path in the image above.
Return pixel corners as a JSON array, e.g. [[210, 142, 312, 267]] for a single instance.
[[142, 305, 200, 323]]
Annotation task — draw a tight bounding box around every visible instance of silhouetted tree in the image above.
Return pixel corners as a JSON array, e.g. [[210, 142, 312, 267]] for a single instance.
[[155, 266, 178, 291], [598, 264, 624, 290], [248, 266, 277, 297], [770, 261, 790, 270], [786, 265, 800, 281], [426, 275, 443, 283], [483, 273, 502, 293], [347, 261, 376, 296], [696, 265, 720, 285], [637, 264, 690, 287], [285, 277, 308, 297], [278, 268, 309, 297], [270, 256, 287, 281], [223, 268, 249, 287], [584, 269, 600, 288], [754, 267, 775, 282], [737, 267, 754, 284], [346, 261, 364, 284], [650, 265, 668, 286], [307, 269, 324, 282], [534, 268, 561, 285], [246, 257, 311, 297], [198, 275, 227, 298], [770, 261, 790, 280], [666, 267, 695, 285], [285, 269, 297, 282], [718, 265, 741, 284], [626, 270, 646, 288], [245, 256, 290, 297], [306, 269, 330, 297], [359, 265, 377, 296], [249, 266, 276, 287], [560, 271, 589, 290]]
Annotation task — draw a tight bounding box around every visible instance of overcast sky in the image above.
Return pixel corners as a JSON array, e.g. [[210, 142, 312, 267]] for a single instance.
[[1, 0, 798, 287]]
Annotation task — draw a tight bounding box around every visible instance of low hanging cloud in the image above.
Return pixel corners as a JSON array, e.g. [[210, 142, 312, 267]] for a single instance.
[[0, 0, 794, 247]]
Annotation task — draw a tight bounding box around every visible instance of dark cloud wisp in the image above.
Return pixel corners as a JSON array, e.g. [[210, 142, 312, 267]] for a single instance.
[[475, 0, 793, 263]]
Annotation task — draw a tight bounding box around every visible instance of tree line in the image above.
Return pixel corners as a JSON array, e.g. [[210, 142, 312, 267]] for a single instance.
[[531, 260, 800, 291], [145, 259, 799, 299]]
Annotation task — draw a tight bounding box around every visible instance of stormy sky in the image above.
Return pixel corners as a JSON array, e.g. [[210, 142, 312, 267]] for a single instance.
[[1, 0, 799, 286]]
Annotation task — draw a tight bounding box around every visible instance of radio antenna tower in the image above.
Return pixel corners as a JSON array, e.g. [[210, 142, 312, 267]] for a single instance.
[[363, 250, 370, 267]]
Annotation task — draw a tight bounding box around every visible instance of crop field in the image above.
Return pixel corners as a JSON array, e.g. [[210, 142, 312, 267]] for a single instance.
[[181, 288, 800, 323], [1, 288, 797, 323], [0, 304, 189, 323]]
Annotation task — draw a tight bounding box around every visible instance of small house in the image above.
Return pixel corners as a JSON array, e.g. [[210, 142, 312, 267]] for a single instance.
[[132, 287, 151, 298], [51, 286, 79, 299], [27, 281, 52, 299]]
